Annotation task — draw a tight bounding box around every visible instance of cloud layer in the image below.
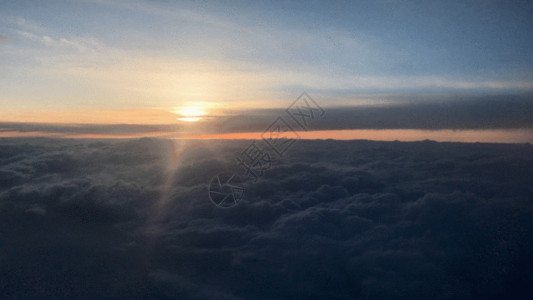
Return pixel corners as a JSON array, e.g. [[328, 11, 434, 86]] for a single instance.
[[1, 138, 532, 299], [2, 94, 532, 139]]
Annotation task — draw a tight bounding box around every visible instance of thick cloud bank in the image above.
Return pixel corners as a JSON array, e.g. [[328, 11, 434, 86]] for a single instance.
[[1, 138, 532, 299]]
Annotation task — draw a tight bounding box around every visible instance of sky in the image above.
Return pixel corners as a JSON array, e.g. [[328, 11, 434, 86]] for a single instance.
[[1, 0, 533, 127]]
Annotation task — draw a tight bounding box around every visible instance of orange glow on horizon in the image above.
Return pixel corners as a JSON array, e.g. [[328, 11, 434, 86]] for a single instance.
[[1, 128, 531, 143], [181, 129, 533, 144]]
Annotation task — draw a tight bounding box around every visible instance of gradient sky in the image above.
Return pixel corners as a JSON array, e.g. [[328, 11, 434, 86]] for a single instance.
[[1, 0, 533, 124]]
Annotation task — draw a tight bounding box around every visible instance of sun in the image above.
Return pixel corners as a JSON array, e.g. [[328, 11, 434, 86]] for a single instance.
[[172, 105, 207, 122]]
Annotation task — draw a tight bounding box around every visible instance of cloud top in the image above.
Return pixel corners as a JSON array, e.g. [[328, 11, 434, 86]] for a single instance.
[[1, 138, 532, 298]]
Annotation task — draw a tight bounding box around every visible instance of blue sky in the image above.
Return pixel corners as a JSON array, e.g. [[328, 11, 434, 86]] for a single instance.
[[1, 0, 532, 122]]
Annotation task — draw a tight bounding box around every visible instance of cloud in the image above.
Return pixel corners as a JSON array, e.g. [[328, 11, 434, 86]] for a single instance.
[[0, 34, 11, 45], [12, 29, 101, 52], [5, 17, 100, 52], [214, 94, 533, 132], [1, 94, 533, 138], [1, 138, 532, 299]]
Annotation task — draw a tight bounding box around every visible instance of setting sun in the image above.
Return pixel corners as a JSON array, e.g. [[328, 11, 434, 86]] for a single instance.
[[172, 104, 208, 122]]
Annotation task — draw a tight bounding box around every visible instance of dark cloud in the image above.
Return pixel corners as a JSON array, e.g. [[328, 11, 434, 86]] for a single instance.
[[222, 94, 533, 132], [323, 94, 533, 130], [0, 122, 182, 135], [1, 138, 532, 299]]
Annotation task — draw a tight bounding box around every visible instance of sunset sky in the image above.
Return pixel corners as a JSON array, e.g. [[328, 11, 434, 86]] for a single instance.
[[3, 2, 533, 298], [1, 0, 532, 134]]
